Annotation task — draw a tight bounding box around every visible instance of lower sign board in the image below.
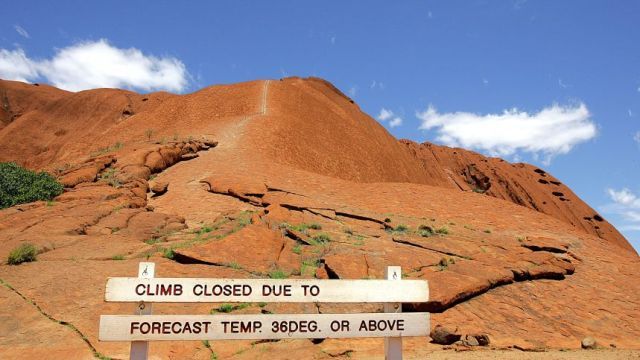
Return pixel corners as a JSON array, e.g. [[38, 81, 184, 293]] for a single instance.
[[99, 313, 430, 341]]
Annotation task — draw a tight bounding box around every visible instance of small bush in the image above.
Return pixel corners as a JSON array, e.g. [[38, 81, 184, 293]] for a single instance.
[[268, 269, 288, 279], [418, 225, 433, 237], [144, 237, 162, 245], [435, 226, 450, 235], [217, 304, 234, 313], [284, 222, 322, 234], [90, 142, 123, 157], [395, 224, 409, 232], [0, 163, 63, 209], [437, 257, 456, 271], [483, 229, 492, 234], [386, 224, 409, 234], [145, 128, 154, 141], [197, 225, 214, 234], [300, 259, 318, 277], [419, 229, 433, 237], [292, 245, 302, 255], [312, 233, 331, 244], [163, 248, 175, 259], [98, 168, 122, 188], [111, 254, 125, 260], [8, 243, 37, 265], [231, 211, 253, 233]]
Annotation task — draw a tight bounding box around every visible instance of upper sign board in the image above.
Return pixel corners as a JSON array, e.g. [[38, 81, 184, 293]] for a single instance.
[[105, 278, 429, 303]]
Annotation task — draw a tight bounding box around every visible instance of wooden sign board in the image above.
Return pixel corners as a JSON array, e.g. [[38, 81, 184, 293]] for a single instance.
[[105, 278, 429, 303], [99, 313, 430, 341]]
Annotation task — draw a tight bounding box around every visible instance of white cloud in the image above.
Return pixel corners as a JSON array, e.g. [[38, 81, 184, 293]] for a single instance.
[[603, 188, 640, 232], [417, 103, 597, 160], [389, 117, 403, 128], [370, 80, 384, 90], [348, 85, 358, 97], [482, 78, 489, 85], [607, 188, 640, 208], [558, 78, 570, 88], [634, 131, 640, 145], [330, 36, 336, 45], [376, 108, 403, 128], [377, 108, 394, 121], [14, 25, 30, 39], [0, 48, 38, 82], [514, 0, 528, 9], [0, 39, 189, 92]]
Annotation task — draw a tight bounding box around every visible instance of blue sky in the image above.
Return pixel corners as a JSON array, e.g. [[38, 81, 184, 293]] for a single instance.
[[1, 1, 639, 250]]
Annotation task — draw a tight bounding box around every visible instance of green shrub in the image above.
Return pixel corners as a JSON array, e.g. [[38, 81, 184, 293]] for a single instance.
[[0, 162, 63, 209], [163, 248, 175, 259], [145, 128, 154, 141], [217, 304, 234, 313], [90, 142, 123, 157], [386, 224, 409, 234], [418, 225, 433, 237], [268, 269, 288, 279], [196, 225, 213, 234], [312, 233, 331, 244], [437, 257, 456, 271], [98, 168, 122, 188], [419, 229, 433, 237], [435, 226, 450, 235], [8, 243, 37, 265], [283, 222, 321, 234]]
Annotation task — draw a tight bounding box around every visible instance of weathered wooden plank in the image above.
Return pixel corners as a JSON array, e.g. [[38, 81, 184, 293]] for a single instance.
[[105, 278, 429, 303], [99, 313, 430, 341]]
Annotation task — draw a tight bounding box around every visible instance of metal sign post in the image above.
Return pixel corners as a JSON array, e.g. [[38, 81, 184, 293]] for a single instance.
[[130, 262, 154, 360]]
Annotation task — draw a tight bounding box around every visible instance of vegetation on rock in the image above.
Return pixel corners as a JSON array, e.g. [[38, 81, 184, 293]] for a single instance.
[[0, 162, 63, 209], [8, 243, 38, 265]]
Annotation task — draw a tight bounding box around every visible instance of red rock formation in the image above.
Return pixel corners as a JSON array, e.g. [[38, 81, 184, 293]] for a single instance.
[[400, 141, 632, 253], [0, 77, 638, 358]]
